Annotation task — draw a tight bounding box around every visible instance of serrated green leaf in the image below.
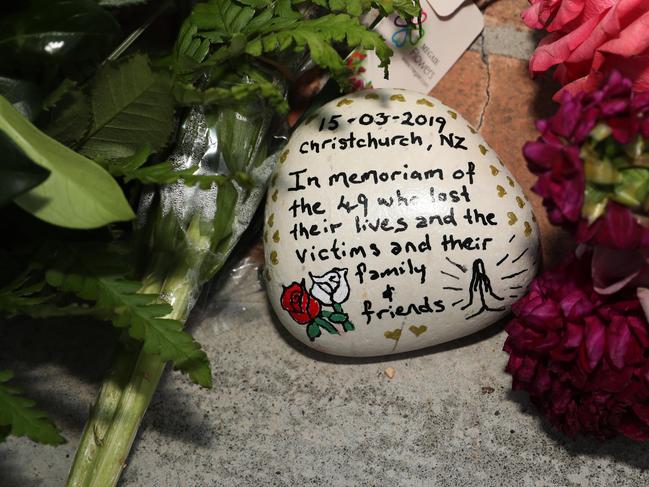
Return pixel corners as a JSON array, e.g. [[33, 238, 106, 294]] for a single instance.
[[375, 0, 421, 18], [244, 14, 392, 77], [189, 0, 256, 37], [308, 0, 370, 16], [77, 54, 174, 160], [0, 96, 135, 228], [45, 255, 212, 387], [0, 370, 65, 445], [45, 89, 92, 146], [177, 0, 395, 90], [174, 79, 287, 113]]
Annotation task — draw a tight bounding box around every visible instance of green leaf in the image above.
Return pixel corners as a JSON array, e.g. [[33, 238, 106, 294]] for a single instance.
[[308, 0, 370, 16], [0, 0, 119, 72], [120, 161, 228, 188], [244, 14, 392, 78], [45, 254, 212, 387], [101, 145, 228, 187], [0, 130, 50, 207], [0, 95, 135, 228], [0, 268, 52, 316], [77, 54, 174, 160], [0, 370, 65, 445], [375, 0, 422, 18], [45, 90, 92, 146], [189, 0, 257, 38], [315, 317, 339, 335], [174, 77, 287, 113], [327, 312, 348, 323], [177, 1, 394, 89], [212, 179, 238, 254], [306, 321, 321, 340]]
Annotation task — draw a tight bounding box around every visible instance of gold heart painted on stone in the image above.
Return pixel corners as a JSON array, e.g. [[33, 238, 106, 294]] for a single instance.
[[279, 150, 289, 163], [384, 329, 402, 340], [416, 98, 434, 107], [524, 221, 532, 237], [270, 250, 279, 265], [263, 230, 268, 243], [365, 93, 379, 100], [496, 185, 506, 198], [271, 189, 278, 202], [507, 212, 518, 225], [409, 325, 427, 337], [271, 172, 278, 186], [467, 125, 477, 134], [516, 196, 525, 209], [390, 94, 406, 102], [337, 98, 353, 107], [507, 176, 515, 188], [489, 165, 499, 176], [267, 213, 274, 227], [272, 230, 280, 243], [479, 144, 488, 156], [447, 110, 457, 119]]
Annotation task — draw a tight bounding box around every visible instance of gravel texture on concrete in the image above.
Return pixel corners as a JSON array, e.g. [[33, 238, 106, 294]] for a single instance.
[[3, 248, 649, 486]]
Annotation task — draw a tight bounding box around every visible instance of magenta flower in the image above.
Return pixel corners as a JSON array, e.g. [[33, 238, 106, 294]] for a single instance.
[[524, 71, 649, 250], [504, 252, 649, 440]]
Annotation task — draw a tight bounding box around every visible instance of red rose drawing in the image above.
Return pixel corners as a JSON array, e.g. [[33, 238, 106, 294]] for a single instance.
[[280, 281, 321, 324]]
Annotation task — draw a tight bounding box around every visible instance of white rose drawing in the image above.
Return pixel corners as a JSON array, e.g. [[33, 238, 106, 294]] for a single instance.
[[309, 268, 350, 305]]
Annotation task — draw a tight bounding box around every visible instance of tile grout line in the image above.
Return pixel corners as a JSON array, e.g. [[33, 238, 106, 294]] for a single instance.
[[477, 33, 491, 131]]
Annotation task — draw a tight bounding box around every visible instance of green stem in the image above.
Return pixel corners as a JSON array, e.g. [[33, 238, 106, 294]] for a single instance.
[[66, 281, 164, 487], [65, 343, 140, 486]]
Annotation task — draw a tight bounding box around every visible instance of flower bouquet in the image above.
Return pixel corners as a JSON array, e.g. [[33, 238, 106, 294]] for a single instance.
[[507, 0, 649, 440]]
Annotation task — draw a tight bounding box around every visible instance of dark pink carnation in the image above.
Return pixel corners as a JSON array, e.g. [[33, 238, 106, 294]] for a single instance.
[[504, 252, 649, 440], [523, 71, 649, 249]]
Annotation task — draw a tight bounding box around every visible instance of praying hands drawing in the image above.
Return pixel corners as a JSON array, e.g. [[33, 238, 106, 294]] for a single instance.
[[461, 258, 505, 319]]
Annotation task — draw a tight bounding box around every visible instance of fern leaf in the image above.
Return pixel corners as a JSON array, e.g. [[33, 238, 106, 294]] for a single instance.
[[245, 14, 392, 76], [45, 263, 212, 387], [0, 370, 64, 445]]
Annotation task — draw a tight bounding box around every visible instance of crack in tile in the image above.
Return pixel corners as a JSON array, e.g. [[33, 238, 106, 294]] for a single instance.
[[478, 34, 491, 131]]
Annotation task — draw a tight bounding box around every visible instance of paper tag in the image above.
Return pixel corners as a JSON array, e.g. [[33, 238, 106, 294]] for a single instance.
[[354, 1, 484, 93], [428, 0, 466, 17]]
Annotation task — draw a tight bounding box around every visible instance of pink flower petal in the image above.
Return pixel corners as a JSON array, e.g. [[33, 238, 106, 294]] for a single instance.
[[606, 316, 631, 370], [584, 315, 606, 371]]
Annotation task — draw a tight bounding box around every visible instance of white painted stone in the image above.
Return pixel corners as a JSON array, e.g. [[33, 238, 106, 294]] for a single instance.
[[264, 89, 540, 357]]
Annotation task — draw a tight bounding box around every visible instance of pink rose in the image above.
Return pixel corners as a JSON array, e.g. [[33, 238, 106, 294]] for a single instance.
[[522, 0, 614, 32], [524, 0, 649, 99]]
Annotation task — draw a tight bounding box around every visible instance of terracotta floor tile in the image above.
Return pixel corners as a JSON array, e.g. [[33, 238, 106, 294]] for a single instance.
[[429, 50, 488, 127], [483, 0, 529, 29], [479, 55, 572, 268]]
